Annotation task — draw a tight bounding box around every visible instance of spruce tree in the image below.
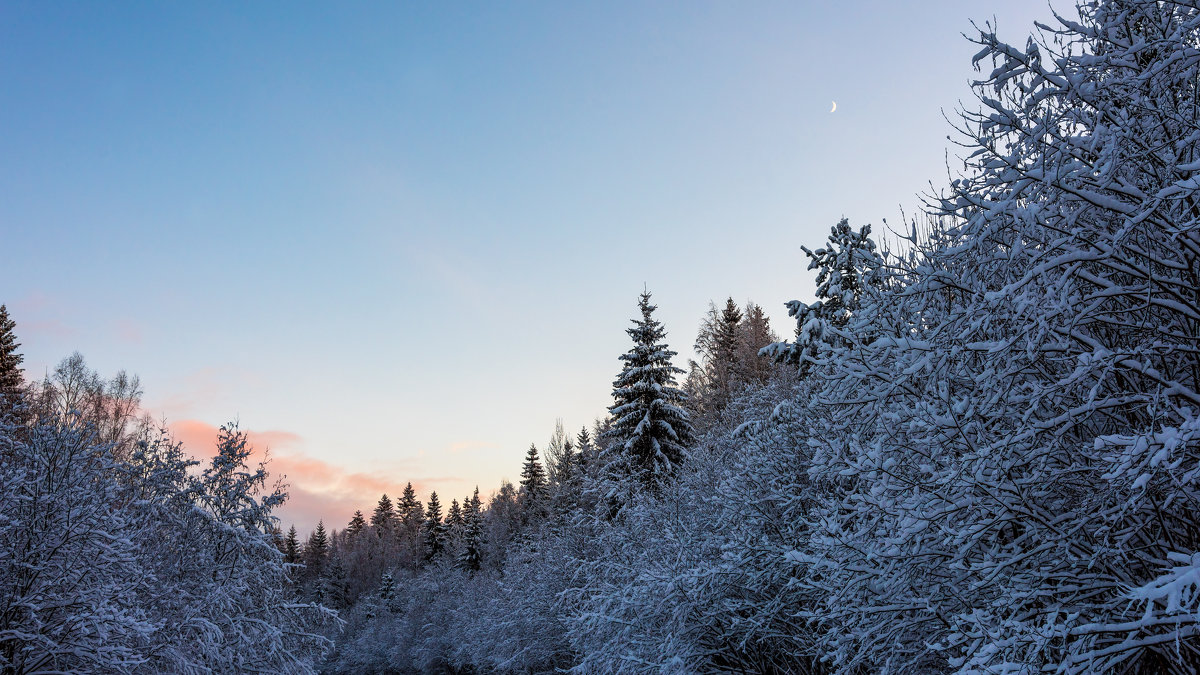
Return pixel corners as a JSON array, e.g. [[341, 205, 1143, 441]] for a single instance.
[[550, 437, 581, 515], [604, 290, 694, 487], [576, 426, 594, 473], [304, 521, 329, 579], [803, 219, 878, 330], [716, 297, 744, 386], [519, 443, 549, 525], [519, 443, 546, 499], [397, 482, 424, 567], [284, 525, 301, 565], [766, 218, 883, 375], [457, 487, 483, 573], [423, 491, 444, 561], [370, 494, 394, 530], [689, 297, 765, 420], [346, 510, 366, 536], [397, 483, 422, 529], [0, 305, 24, 410], [446, 498, 464, 528]]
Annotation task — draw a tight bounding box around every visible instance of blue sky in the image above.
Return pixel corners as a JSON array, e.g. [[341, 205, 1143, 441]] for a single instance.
[[1, 1, 1061, 531]]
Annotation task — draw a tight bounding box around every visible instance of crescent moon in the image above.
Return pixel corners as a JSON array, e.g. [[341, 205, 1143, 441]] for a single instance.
[[830, 101, 837, 113]]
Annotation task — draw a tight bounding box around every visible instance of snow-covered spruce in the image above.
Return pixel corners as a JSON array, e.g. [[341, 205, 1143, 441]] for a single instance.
[[602, 290, 696, 492]]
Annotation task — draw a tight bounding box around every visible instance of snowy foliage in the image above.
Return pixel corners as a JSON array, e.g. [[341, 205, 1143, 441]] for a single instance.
[[0, 412, 336, 673], [788, 2, 1200, 670], [764, 217, 885, 376]]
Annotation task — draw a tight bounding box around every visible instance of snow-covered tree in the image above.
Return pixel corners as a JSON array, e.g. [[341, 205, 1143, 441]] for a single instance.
[[370, 493, 394, 531], [446, 498, 464, 529], [397, 482, 424, 568], [0, 305, 23, 413], [346, 510, 366, 536], [423, 491, 445, 561], [786, 2, 1200, 671], [0, 411, 336, 673], [604, 290, 694, 488], [379, 572, 396, 603], [285, 525, 302, 564], [0, 421, 151, 672], [764, 218, 884, 375], [519, 443, 548, 524], [304, 521, 330, 584], [320, 554, 351, 610], [183, 423, 336, 669], [458, 487, 484, 574]]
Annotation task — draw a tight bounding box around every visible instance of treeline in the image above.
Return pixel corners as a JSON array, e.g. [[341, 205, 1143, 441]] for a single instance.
[[3, 1, 1199, 672], [295, 289, 783, 672]]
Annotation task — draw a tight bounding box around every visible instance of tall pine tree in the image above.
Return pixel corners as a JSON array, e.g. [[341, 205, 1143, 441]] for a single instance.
[[446, 499, 464, 529], [519, 443, 548, 524], [453, 485, 482, 569], [423, 491, 444, 561], [304, 521, 330, 582], [716, 297, 743, 383], [370, 494, 394, 530], [604, 290, 694, 487], [576, 426, 596, 476], [519, 443, 546, 499], [397, 482, 424, 567], [457, 487, 483, 573], [283, 525, 301, 565], [397, 483, 422, 529], [0, 305, 23, 411], [346, 510, 366, 536]]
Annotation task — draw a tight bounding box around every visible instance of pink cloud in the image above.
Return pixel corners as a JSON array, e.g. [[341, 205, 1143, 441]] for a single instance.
[[167, 418, 458, 535], [168, 418, 301, 460]]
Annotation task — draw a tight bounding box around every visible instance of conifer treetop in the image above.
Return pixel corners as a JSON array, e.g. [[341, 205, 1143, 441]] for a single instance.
[[520, 443, 546, 497], [0, 305, 23, 399]]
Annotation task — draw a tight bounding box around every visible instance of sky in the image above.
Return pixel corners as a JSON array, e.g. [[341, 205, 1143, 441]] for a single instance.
[[0, 1, 1064, 533]]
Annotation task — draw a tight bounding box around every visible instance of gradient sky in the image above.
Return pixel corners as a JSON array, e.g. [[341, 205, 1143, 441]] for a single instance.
[[1, 1, 1062, 533]]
